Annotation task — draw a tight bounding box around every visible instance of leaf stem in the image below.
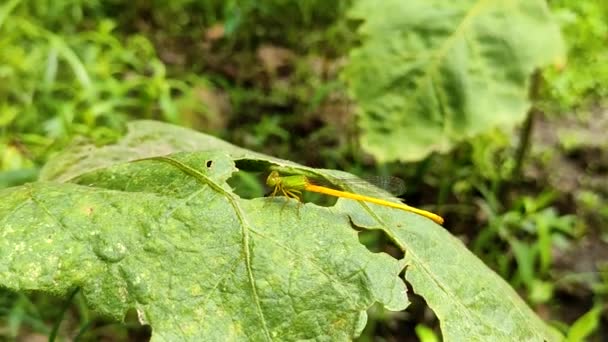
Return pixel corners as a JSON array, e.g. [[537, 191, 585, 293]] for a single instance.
[[49, 287, 80, 342], [513, 70, 542, 179]]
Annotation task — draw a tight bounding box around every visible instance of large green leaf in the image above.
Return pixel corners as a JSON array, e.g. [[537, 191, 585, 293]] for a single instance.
[[1, 152, 407, 340], [343, 0, 565, 162], [2, 121, 559, 340]]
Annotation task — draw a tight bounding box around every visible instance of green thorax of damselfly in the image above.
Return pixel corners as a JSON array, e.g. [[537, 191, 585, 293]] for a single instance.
[[266, 171, 310, 191]]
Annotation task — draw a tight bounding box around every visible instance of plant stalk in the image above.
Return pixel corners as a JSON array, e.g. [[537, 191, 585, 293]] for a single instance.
[[513, 70, 542, 178]]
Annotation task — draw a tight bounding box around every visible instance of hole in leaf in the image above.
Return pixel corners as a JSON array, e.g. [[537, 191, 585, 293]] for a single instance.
[[227, 171, 266, 199], [400, 277, 442, 341], [359, 276, 442, 341], [76, 308, 151, 340], [228, 169, 339, 207], [234, 159, 274, 172], [357, 229, 404, 260], [206, 160, 213, 168], [231, 160, 341, 207]]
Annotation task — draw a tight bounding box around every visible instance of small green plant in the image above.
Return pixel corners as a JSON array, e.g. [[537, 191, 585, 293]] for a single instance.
[[564, 306, 603, 342], [474, 192, 576, 304]]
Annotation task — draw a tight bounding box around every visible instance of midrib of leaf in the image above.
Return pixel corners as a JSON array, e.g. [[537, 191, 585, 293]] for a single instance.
[[404, 246, 512, 337], [136, 156, 273, 340], [412, 0, 490, 137], [247, 223, 361, 309]]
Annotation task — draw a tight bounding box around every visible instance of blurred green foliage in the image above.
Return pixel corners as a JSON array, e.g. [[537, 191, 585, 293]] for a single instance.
[[565, 306, 603, 342], [0, 0, 214, 169], [545, 0, 608, 109], [474, 192, 577, 304], [343, 0, 564, 162]]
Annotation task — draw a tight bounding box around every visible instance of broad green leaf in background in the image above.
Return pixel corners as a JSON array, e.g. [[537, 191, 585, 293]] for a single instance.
[[3, 121, 560, 340], [343, 0, 565, 162]]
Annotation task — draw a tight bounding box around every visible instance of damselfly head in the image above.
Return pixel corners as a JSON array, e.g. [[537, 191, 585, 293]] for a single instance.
[[266, 170, 281, 187]]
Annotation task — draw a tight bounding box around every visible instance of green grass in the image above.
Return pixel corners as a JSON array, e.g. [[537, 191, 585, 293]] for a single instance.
[[544, 0, 608, 109]]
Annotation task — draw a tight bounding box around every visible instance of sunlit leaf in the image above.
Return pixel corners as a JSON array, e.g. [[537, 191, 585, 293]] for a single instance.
[[343, 0, 565, 161]]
